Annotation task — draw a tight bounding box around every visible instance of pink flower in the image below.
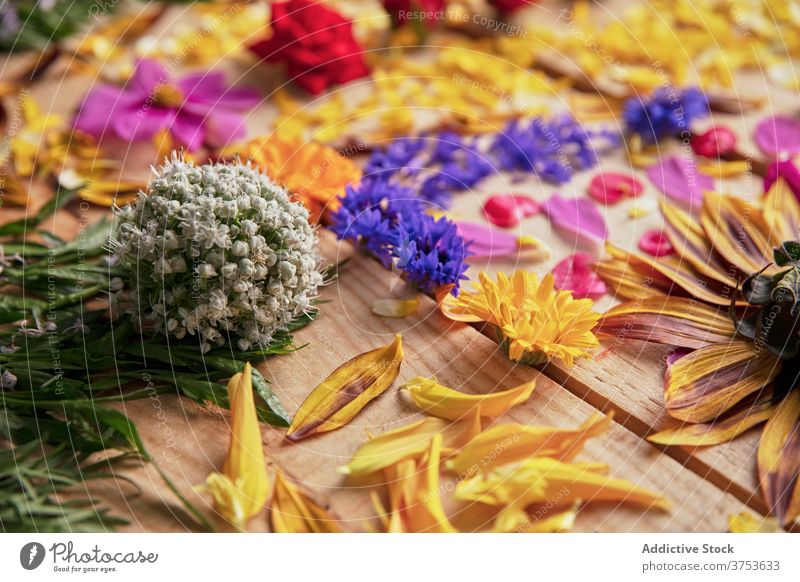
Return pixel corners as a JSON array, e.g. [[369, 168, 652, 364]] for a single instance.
[[551, 253, 607, 300], [73, 59, 260, 151]]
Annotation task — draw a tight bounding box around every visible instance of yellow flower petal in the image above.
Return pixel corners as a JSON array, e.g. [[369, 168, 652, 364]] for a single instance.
[[286, 335, 404, 441], [447, 413, 612, 476], [270, 470, 341, 533], [757, 390, 800, 525], [371, 297, 420, 318], [202, 363, 269, 529], [339, 411, 481, 480], [728, 511, 782, 533], [403, 376, 535, 421], [456, 456, 670, 513]]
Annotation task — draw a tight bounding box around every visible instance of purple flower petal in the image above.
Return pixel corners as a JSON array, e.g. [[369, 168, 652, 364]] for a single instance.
[[73, 85, 141, 137], [130, 58, 169, 96], [543, 194, 607, 249], [170, 112, 206, 152], [456, 221, 518, 257], [754, 115, 800, 158], [112, 107, 174, 142], [646, 156, 714, 209]]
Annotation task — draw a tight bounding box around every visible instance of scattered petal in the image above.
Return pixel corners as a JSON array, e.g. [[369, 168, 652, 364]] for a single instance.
[[638, 229, 675, 257], [691, 126, 737, 158], [646, 156, 714, 209], [551, 252, 607, 300], [628, 197, 658, 218], [372, 298, 420, 318], [403, 376, 535, 420], [286, 335, 404, 441], [728, 511, 782, 533], [447, 413, 612, 476], [754, 115, 800, 158], [544, 193, 608, 249], [482, 194, 540, 228], [270, 470, 342, 533], [757, 390, 800, 525], [588, 172, 643, 205], [201, 363, 269, 529]]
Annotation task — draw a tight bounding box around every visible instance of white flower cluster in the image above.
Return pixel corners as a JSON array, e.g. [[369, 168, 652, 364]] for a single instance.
[[112, 156, 322, 352]]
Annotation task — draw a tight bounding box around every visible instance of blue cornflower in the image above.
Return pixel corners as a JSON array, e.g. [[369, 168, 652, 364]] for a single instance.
[[491, 116, 597, 184], [624, 87, 709, 143], [329, 177, 422, 265], [392, 213, 471, 295]]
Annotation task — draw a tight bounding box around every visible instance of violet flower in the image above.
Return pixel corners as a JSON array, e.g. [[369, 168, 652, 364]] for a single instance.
[[73, 59, 260, 151]]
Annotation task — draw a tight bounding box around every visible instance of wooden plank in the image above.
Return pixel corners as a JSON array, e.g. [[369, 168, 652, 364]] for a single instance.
[[84, 235, 758, 532]]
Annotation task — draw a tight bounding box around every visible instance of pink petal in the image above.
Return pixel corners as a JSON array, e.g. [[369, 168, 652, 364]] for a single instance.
[[130, 58, 169, 96], [112, 106, 173, 141], [638, 229, 675, 257], [73, 85, 141, 137], [170, 112, 206, 152], [456, 221, 518, 257], [204, 109, 249, 150], [754, 115, 800, 158], [587, 172, 643, 205], [180, 72, 261, 110], [482, 194, 540, 228], [646, 156, 714, 209], [551, 252, 607, 300], [764, 160, 800, 200], [543, 194, 608, 249]]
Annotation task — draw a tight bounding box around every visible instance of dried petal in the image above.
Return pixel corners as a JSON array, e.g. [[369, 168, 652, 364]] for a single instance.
[[482, 194, 540, 228], [286, 335, 404, 441], [728, 511, 782, 533], [447, 413, 612, 476], [371, 298, 420, 318], [588, 172, 643, 205], [638, 229, 675, 257], [202, 363, 269, 529], [543, 193, 608, 249], [403, 376, 535, 420], [456, 456, 670, 513], [757, 390, 800, 525], [338, 412, 481, 479], [551, 252, 607, 300], [691, 126, 737, 158], [270, 470, 341, 533], [646, 156, 714, 209], [754, 115, 800, 158]]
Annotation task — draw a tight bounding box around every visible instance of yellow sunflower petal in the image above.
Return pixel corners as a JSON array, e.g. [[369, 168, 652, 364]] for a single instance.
[[456, 456, 670, 512], [339, 410, 481, 480], [597, 297, 737, 349], [270, 470, 341, 533], [403, 376, 535, 421], [757, 390, 800, 525], [202, 363, 269, 529], [371, 298, 420, 318], [447, 413, 612, 476], [287, 335, 404, 441], [650, 397, 775, 447], [665, 341, 780, 423], [763, 177, 800, 242], [728, 511, 782, 533]]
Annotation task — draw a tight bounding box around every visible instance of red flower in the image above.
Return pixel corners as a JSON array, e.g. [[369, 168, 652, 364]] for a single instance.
[[488, 0, 533, 12], [249, 0, 370, 95], [383, 0, 446, 26]]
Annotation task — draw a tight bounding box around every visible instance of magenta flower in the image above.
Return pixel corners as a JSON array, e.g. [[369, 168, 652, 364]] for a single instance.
[[73, 59, 260, 151]]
